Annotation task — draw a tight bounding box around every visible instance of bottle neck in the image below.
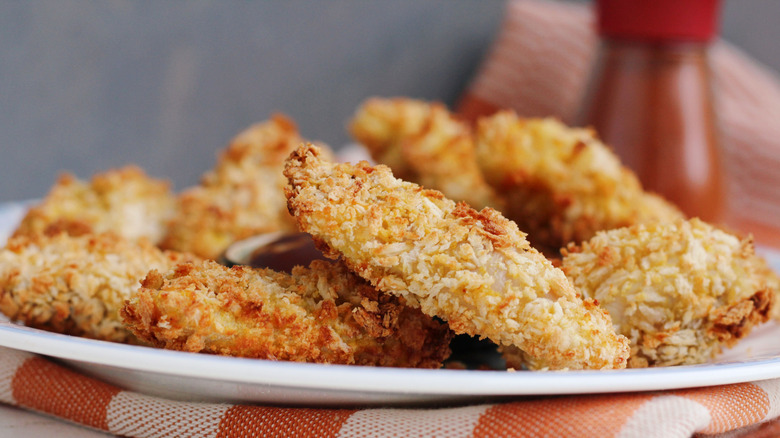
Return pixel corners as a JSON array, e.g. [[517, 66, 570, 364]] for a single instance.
[[599, 38, 710, 55], [594, 39, 712, 76]]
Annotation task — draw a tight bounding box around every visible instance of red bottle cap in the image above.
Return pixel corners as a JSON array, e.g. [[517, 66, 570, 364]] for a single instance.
[[597, 0, 721, 42]]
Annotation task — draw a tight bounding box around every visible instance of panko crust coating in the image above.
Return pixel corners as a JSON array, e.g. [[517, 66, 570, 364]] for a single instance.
[[349, 97, 503, 210], [474, 112, 683, 253], [769, 277, 780, 321], [121, 260, 452, 368], [12, 166, 175, 245], [160, 115, 332, 260], [561, 218, 773, 368], [0, 232, 196, 343], [284, 144, 629, 370], [747, 253, 780, 321]]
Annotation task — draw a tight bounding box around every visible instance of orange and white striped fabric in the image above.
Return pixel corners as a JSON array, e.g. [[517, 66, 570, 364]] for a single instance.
[[3, 345, 780, 437], [458, 0, 780, 247]]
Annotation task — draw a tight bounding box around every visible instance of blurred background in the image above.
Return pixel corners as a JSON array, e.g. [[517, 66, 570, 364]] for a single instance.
[[1, 0, 778, 202]]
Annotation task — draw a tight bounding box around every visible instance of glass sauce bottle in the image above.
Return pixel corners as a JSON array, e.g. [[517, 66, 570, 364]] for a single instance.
[[579, 0, 723, 222]]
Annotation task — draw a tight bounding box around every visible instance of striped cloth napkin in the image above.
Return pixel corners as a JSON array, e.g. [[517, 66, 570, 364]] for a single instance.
[[458, 0, 780, 247], [3, 345, 780, 438]]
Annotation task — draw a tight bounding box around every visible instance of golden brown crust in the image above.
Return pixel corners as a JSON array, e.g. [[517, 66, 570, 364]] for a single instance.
[[12, 166, 175, 245], [561, 218, 773, 367], [160, 115, 333, 260], [750, 253, 780, 322], [0, 232, 197, 342], [709, 289, 771, 344], [121, 259, 452, 368], [474, 112, 684, 253], [349, 97, 504, 210], [284, 144, 629, 370]]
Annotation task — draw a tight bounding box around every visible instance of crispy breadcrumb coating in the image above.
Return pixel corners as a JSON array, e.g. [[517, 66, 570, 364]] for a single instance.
[[160, 115, 333, 260], [561, 219, 773, 368], [751, 253, 780, 321], [349, 97, 503, 210], [12, 166, 175, 244], [121, 260, 452, 368], [769, 272, 780, 321], [0, 233, 196, 342], [284, 144, 629, 370], [474, 112, 684, 253]]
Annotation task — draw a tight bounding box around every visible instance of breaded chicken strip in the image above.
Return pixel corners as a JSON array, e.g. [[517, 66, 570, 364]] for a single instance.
[[160, 115, 332, 260], [0, 232, 196, 343], [121, 259, 452, 368], [284, 144, 629, 370], [349, 97, 503, 210], [561, 219, 773, 368], [12, 166, 175, 244], [474, 112, 683, 253]]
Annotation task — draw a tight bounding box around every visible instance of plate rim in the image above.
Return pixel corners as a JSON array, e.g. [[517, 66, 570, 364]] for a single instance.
[[3, 318, 780, 397]]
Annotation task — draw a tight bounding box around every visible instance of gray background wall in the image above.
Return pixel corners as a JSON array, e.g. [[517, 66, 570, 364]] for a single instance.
[[1, 1, 778, 202]]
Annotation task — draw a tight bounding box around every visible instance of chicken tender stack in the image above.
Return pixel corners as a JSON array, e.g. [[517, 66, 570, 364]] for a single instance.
[[161, 115, 331, 259], [284, 144, 629, 370], [121, 259, 452, 368], [474, 112, 683, 253], [349, 97, 503, 210], [12, 166, 175, 244], [0, 232, 196, 343], [561, 218, 773, 368]]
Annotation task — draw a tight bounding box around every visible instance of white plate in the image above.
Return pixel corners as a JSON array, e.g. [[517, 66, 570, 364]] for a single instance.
[[1, 201, 780, 407]]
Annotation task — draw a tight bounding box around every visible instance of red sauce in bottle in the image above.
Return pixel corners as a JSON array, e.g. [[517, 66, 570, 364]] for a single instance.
[[579, 0, 723, 222]]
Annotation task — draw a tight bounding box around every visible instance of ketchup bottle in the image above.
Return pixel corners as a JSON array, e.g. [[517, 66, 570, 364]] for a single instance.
[[579, 0, 723, 222]]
